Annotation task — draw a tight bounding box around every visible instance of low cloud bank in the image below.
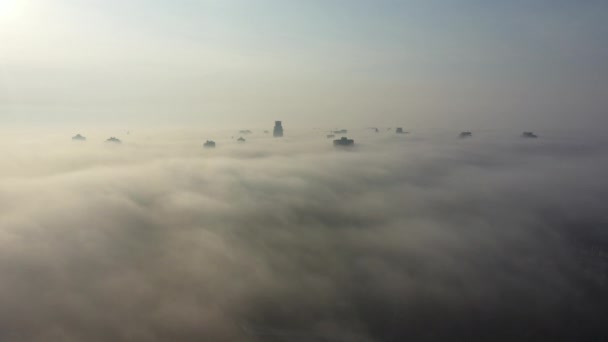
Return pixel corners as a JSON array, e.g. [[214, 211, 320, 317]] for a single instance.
[[1, 130, 607, 341]]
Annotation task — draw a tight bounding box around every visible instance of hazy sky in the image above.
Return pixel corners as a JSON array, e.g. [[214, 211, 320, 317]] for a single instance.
[[1, 0, 607, 128]]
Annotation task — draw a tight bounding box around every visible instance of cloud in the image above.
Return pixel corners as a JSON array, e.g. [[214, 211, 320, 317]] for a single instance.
[[0, 130, 607, 341]]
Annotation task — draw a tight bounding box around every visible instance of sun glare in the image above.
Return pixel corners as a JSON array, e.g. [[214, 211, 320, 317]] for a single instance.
[[0, 0, 27, 22]]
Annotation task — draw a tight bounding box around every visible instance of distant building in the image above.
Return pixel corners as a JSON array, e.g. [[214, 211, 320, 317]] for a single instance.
[[459, 131, 472, 138], [396, 127, 406, 134], [522, 132, 538, 138], [239, 130, 252, 134], [326, 134, 336, 139], [72, 134, 86, 141], [237, 136, 246, 142], [106, 137, 121, 144], [203, 140, 216, 148], [333, 129, 348, 134], [333, 137, 354, 147], [273, 121, 284, 137]]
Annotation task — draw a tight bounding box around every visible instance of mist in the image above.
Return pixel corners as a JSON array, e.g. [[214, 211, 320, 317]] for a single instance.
[[1, 128, 607, 341]]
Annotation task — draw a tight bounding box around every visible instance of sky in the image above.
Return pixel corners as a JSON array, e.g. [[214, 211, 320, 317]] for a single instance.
[[1, 0, 607, 129]]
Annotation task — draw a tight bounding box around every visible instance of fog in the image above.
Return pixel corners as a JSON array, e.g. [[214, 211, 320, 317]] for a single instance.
[[1, 128, 607, 341]]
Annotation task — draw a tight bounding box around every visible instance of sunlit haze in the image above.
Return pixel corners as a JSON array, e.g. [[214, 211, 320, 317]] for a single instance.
[[2, 0, 607, 129]]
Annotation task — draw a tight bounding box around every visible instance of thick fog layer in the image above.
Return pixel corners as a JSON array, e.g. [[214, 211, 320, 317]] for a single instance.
[[1, 129, 607, 341]]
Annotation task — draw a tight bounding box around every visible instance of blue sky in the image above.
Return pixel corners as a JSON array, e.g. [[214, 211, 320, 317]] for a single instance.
[[1, 0, 606, 129]]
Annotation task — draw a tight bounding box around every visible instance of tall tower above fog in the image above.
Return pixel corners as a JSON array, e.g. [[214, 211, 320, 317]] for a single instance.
[[273, 121, 284, 137]]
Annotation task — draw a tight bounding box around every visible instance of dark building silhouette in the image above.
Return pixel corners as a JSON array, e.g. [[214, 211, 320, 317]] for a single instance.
[[273, 121, 284, 137], [459, 131, 472, 138], [326, 134, 336, 139], [72, 134, 86, 141], [333, 129, 348, 134], [396, 127, 406, 134], [333, 137, 354, 147], [203, 140, 216, 148], [237, 136, 246, 142], [522, 132, 538, 138], [106, 137, 121, 144]]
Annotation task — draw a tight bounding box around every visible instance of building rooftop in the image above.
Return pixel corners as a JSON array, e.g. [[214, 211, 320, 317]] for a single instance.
[[333, 137, 354, 146], [522, 132, 538, 138], [106, 137, 121, 144]]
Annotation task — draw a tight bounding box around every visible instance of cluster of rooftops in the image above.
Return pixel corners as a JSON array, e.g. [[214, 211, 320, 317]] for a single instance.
[[72, 134, 121, 143], [72, 123, 540, 148]]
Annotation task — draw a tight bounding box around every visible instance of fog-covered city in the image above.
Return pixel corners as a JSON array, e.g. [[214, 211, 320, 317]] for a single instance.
[[2, 0, 608, 340]]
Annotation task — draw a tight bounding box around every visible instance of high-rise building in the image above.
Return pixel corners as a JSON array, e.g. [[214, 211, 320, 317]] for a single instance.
[[273, 121, 284, 137]]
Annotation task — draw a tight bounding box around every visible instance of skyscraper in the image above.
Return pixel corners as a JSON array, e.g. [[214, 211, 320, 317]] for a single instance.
[[273, 121, 284, 137]]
